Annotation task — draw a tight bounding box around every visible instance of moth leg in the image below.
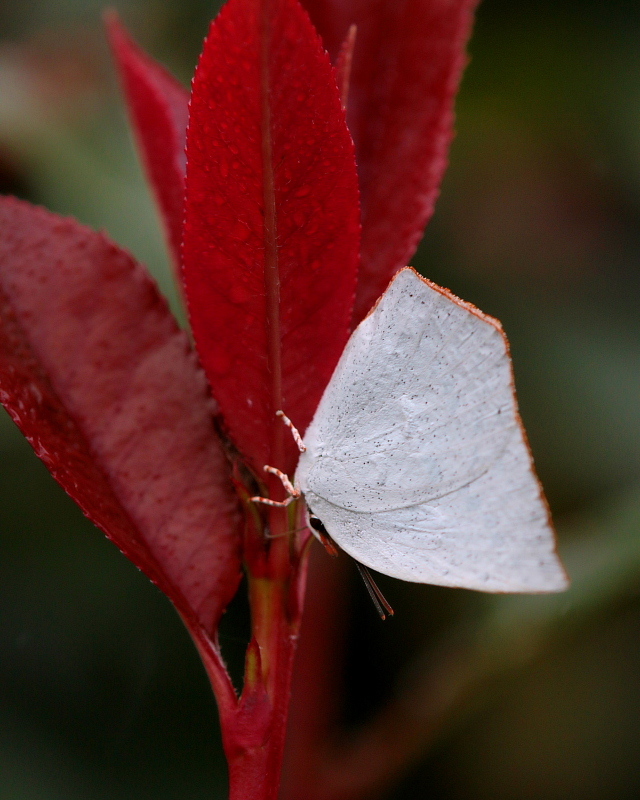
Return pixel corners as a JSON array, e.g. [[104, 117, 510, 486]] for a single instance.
[[250, 465, 301, 507], [263, 465, 300, 496], [251, 496, 295, 508], [276, 409, 306, 453]]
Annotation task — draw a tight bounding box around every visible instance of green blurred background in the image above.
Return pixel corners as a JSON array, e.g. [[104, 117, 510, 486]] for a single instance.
[[1, 1, 640, 798]]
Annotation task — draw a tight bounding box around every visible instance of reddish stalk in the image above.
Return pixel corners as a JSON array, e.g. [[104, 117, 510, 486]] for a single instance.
[[222, 500, 309, 800], [221, 4, 310, 796]]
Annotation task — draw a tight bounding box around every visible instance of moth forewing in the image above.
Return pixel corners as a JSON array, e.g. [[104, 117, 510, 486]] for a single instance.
[[296, 268, 568, 594]]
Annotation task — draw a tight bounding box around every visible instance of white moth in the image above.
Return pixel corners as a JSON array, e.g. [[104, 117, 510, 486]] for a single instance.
[[259, 268, 568, 594]]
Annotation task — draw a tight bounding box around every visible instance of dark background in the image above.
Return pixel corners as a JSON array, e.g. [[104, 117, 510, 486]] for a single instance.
[[1, 0, 640, 797]]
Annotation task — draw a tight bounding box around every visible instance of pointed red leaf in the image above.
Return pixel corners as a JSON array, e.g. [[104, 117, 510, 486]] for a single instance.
[[0, 197, 242, 636], [106, 12, 189, 267], [302, 0, 478, 324], [182, 0, 360, 478]]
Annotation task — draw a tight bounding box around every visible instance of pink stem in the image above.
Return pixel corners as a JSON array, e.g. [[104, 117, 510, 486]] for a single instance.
[[224, 502, 310, 799]]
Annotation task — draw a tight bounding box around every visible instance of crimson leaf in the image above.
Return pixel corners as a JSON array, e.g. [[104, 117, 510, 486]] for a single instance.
[[303, 0, 479, 324], [182, 0, 361, 478], [0, 197, 242, 636], [106, 12, 190, 267]]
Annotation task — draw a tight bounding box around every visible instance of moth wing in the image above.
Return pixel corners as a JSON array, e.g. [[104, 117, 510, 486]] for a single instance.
[[299, 269, 520, 513], [296, 268, 566, 592], [303, 422, 567, 591]]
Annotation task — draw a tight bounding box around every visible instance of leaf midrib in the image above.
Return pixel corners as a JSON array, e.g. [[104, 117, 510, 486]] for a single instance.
[[260, 0, 284, 470]]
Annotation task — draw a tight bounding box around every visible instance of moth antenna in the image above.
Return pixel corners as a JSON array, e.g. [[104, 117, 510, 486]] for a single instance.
[[307, 508, 393, 617], [276, 410, 306, 453], [250, 465, 300, 507], [355, 562, 395, 620]]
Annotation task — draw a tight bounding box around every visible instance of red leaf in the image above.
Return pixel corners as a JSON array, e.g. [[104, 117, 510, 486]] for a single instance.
[[302, 0, 478, 325], [182, 0, 360, 478], [105, 12, 190, 267], [0, 197, 242, 636]]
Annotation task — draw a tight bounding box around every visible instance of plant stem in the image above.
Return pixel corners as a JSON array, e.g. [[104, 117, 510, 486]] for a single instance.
[[225, 501, 309, 800]]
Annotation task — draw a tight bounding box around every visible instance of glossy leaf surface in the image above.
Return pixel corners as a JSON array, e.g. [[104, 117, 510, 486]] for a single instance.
[[302, 0, 478, 324], [106, 13, 190, 266], [183, 0, 360, 478], [0, 197, 242, 635]]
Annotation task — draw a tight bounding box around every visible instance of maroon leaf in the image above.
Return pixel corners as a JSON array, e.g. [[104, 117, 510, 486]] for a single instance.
[[182, 0, 360, 478], [106, 12, 190, 267], [302, 0, 478, 324], [0, 197, 242, 636]]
